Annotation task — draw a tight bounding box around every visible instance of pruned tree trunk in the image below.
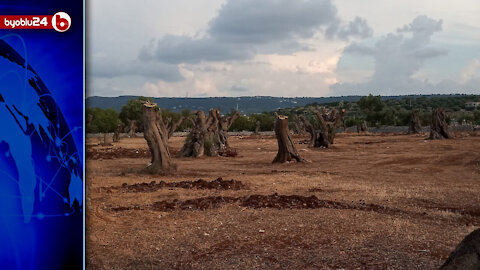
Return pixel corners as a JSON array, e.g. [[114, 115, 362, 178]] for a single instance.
[[296, 109, 344, 148], [362, 121, 368, 132], [143, 102, 175, 173], [314, 111, 331, 147], [408, 111, 422, 134], [318, 108, 345, 144], [87, 114, 93, 124], [272, 114, 303, 163], [179, 111, 207, 157], [102, 133, 113, 146], [164, 116, 184, 139], [299, 115, 315, 147], [128, 120, 137, 138], [429, 108, 451, 139], [113, 123, 123, 142], [218, 110, 240, 153], [357, 120, 368, 133], [440, 229, 480, 270], [179, 109, 239, 157], [299, 115, 329, 148], [254, 121, 260, 134]]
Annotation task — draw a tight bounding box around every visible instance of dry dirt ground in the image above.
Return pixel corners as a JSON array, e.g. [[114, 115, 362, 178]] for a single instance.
[[86, 132, 480, 270]]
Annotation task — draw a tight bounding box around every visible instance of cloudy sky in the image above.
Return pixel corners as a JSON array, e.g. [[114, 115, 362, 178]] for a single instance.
[[88, 0, 480, 97]]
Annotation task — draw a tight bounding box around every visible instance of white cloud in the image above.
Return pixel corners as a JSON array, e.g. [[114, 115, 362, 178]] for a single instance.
[[331, 15, 459, 95], [460, 58, 480, 83]]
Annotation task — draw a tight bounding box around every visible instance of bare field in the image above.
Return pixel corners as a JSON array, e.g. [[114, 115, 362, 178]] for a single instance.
[[86, 133, 480, 269]]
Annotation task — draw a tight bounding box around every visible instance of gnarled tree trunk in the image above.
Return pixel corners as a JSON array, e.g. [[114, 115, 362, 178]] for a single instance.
[[254, 121, 261, 135], [164, 116, 184, 139], [272, 114, 303, 163], [408, 111, 422, 134], [143, 102, 175, 173], [299, 115, 329, 148], [179, 109, 239, 157], [113, 123, 123, 142], [429, 108, 451, 139], [314, 108, 344, 145], [299, 115, 316, 147], [102, 133, 113, 146], [128, 120, 137, 138], [357, 120, 368, 133], [218, 110, 240, 153], [297, 109, 344, 148]]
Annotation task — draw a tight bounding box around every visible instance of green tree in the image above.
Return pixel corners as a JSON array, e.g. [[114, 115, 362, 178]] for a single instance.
[[474, 110, 480, 124], [251, 113, 275, 131], [358, 94, 386, 126], [86, 108, 119, 133], [358, 94, 385, 112], [229, 115, 255, 131], [119, 97, 153, 131]]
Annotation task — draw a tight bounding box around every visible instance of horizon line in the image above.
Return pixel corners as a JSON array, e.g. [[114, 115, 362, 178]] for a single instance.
[[86, 93, 477, 99]]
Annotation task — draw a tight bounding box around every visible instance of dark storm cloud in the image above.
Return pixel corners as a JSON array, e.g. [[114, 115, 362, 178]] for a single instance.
[[337, 17, 374, 40], [331, 15, 451, 95], [138, 35, 252, 64], [326, 17, 373, 40], [208, 0, 337, 44], [140, 0, 372, 64]]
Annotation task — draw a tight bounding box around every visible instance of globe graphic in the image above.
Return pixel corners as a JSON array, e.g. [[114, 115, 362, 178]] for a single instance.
[[0, 36, 83, 269]]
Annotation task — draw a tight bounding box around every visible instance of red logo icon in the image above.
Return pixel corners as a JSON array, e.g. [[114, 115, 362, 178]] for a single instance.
[[52, 12, 71, 32]]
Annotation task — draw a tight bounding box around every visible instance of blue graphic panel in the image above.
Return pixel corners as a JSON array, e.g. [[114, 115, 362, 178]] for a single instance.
[[0, 1, 83, 269]]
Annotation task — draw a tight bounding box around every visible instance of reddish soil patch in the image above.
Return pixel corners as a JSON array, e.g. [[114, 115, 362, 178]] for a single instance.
[[87, 147, 151, 159], [109, 194, 406, 215], [110, 178, 247, 193]]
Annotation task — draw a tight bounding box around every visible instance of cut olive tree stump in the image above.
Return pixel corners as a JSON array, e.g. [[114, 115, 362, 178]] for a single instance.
[[254, 121, 261, 135], [297, 108, 344, 148], [179, 109, 239, 158], [143, 102, 175, 173], [439, 229, 480, 270], [164, 116, 184, 139], [127, 120, 137, 138], [429, 108, 452, 139], [408, 111, 422, 134], [299, 115, 329, 148], [314, 108, 344, 145], [357, 120, 368, 133], [113, 123, 123, 142], [272, 114, 303, 163], [101, 133, 113, 146]]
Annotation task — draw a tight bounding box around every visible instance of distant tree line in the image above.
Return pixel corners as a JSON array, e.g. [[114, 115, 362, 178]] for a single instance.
[[86, 95, 480, 133], [278, 94, 480, 129], [87, 97, 195, 133]]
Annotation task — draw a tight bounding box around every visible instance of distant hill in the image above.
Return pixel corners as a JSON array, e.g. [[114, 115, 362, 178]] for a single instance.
[[86, 94, 471, 115]]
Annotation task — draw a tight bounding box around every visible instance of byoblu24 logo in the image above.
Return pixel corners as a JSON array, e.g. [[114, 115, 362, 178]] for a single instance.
[[4, 17, 48, 28], [52, 12, 71, 32]]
